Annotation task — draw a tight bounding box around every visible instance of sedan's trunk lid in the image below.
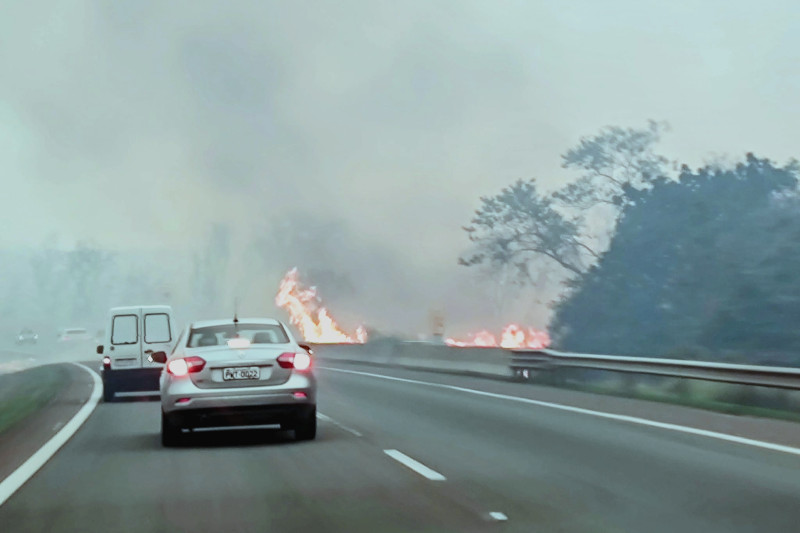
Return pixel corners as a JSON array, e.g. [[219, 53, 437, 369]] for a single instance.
[[187, 345, 294, 389]]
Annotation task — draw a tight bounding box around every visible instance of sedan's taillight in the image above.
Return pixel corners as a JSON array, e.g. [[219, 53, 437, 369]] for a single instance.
[[167, 356, 206, 377], [277, 352, 312, 371]]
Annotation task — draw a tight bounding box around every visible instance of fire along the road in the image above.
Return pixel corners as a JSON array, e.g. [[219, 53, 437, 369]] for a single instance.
[[446, 324, 550, 349], [275, 268, 367, 343]]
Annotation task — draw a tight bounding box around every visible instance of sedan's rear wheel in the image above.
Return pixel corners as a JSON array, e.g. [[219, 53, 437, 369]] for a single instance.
[[294, 408, 317, 441], [161, 411, 183, 447]]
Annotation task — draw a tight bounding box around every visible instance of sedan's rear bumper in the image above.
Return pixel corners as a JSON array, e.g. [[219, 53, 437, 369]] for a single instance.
[[162, 371, 314, 405], [160, 372, 316, 429], [166, 403, 315, 429]]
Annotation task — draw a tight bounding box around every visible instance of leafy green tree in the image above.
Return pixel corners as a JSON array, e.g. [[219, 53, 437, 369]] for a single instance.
[[551, 154, 800, 359]]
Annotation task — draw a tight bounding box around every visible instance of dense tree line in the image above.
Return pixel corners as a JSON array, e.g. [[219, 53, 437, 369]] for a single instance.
[[551, 155, 800, 360], [462, 123, 800, 362]]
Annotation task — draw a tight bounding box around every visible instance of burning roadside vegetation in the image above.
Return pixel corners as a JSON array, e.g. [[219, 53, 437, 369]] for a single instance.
[[275, 268, 367, 344], [446, 325, 550, 349], [275, 268, 549, 349]]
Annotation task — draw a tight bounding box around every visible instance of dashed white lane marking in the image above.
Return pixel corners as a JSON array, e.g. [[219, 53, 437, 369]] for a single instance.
[[319, 366, 800, 458], [384, 449, 446, 481], [0, 362, 101, 508], [488, 512, 508, 521], [317, 412, 363, 437]]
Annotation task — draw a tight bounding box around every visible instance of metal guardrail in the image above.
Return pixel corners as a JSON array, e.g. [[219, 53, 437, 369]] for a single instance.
[[511, 349, 800, 390]]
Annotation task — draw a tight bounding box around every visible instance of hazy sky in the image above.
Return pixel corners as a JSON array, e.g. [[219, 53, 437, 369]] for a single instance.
[[2, 0, 800, 332]]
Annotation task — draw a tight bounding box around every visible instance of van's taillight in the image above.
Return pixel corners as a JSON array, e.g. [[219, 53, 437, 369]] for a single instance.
[[167, 356, 206, 377], [277, 352, 312, 371], [102, 356, 111, 369]]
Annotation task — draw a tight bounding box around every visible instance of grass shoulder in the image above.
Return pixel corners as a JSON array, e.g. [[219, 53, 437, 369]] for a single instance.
[[0, 365, 67, 436]]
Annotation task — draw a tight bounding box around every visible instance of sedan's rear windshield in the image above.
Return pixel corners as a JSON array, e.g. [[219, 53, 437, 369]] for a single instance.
[[187, 324, 290, 348]]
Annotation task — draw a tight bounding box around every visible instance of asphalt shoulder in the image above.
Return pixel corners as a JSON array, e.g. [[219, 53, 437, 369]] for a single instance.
[[318, 361, 800, 449]]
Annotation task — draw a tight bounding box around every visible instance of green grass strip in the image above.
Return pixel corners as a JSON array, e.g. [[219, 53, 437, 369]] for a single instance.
[[0, 365, 67, 436], [554, 380, 800, 424]]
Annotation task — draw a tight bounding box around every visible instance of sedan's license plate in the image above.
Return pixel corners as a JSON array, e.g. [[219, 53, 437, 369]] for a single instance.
[[223, 367, 260, 381]]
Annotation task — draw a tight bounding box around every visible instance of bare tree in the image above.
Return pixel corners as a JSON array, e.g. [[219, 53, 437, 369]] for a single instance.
[[460, 122, 672, 296], [460, 179, 593, 281], [556, 120, 671, 210]]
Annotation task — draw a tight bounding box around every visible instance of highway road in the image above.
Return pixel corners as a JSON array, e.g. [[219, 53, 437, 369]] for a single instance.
[[1, 358, 800, 532]]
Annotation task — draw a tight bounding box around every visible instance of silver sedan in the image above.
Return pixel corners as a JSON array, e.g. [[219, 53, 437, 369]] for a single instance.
[[150, 318, 316, 446]]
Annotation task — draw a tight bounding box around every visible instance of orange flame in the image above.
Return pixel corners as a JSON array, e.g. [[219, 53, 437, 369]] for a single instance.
[[275, 268, 367, 343], [446, 323, 550, 349]]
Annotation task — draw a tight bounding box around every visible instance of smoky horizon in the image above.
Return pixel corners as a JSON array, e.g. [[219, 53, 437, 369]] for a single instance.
[[2, 1, 800, 345]]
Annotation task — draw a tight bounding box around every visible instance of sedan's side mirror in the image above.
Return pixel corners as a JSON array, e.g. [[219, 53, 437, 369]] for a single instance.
[[96, 345, 104, 355], [149, 351, 168, 364], [299, 343, 313, 354]]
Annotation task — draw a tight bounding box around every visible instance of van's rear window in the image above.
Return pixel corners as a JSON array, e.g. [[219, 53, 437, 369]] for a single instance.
[[112, 315, 138, 345]]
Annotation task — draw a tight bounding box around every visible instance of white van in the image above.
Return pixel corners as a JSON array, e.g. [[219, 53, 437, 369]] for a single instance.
[[96, 305, 176, 402]]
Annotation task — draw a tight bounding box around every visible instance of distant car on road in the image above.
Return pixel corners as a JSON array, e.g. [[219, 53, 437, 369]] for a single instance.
[[150, 317, 317, 446], [57, 328, 92, 342], [15, 328, 38, 345]]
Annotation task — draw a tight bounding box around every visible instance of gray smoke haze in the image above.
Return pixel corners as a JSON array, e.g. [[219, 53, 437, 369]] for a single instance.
[[2, 1, 800, 337]]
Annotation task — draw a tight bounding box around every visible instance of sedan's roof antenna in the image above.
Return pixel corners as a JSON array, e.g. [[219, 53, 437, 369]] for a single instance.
[[233, 297, 240, 327]]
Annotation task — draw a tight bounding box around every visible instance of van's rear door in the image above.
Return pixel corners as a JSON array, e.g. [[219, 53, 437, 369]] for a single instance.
[[142, 308, 173, 369], [109, 310, 142, 370]]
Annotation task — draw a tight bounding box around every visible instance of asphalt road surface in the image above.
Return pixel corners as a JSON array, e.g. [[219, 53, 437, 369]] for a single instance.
[[1, 359, 800, 532]]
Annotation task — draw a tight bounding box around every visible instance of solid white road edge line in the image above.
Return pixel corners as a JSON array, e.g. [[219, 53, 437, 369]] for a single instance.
[[0, 362, 101, 508], [383, 449, 447, 481], [317, 412, 363, 437], [320, 366, 800, 458]]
